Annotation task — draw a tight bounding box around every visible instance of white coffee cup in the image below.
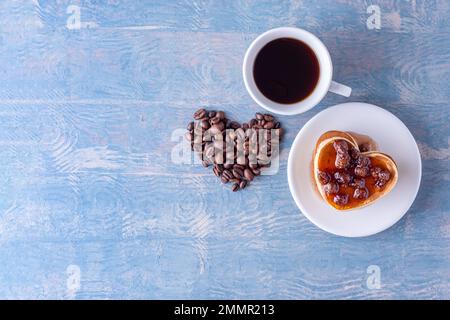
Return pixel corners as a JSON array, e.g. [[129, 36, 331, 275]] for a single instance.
[[243, 27, 351, 115]]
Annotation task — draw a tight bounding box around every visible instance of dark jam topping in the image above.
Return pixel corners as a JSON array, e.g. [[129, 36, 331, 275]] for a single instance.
[[318, 139, 392, 208]]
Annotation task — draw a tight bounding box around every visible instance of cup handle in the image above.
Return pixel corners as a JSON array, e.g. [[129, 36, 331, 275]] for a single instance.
[[329, 80, 352, 97]]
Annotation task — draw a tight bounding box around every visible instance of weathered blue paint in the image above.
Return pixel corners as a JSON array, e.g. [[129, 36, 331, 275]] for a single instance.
[[0, 0, 449, 299]]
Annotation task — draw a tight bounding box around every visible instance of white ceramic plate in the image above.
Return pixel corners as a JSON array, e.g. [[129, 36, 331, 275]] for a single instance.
[[287, 102, 422, 237]]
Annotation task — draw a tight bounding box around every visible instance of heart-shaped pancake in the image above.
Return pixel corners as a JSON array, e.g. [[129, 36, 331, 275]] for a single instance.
[[313, 131, 398, 211]]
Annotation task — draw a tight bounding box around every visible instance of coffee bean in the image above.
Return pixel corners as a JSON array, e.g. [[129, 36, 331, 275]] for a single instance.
[[201, 120, 210, 130], [255, 113, 264, 120], [208, 111, 216, 118], [184, 131, 193, 142], [242, 123, 249, 130], [239, 180, 247, 189], [264, 121, 274, 129], [249, 163, 259, 170], [214, 164, 223, 177], [244, 168, 254, 181], [213, 166, 221, 177], [233, 167, 244, 178], [209, 116, 221, 125], [222, 169, 233, 180], [234, 164, 245, 170], [221, 175, 229, 184], [274, 121, 281, 129], [230, 121, 241, 129], [252, 168, 261, 176], [231, 183, 240, 192], [224, 163, 233, 169], [264, 114, 274, 122], [249, 119, 257, 127], [216, 111, 225, 120], [194, 108, 206, 120]]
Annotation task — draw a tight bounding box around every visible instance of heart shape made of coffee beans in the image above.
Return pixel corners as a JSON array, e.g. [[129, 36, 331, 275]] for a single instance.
[[186, 109, 284, 192]]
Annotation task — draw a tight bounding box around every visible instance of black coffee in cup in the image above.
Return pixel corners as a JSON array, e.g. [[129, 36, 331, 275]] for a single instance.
[[253, 38, 320, 104]]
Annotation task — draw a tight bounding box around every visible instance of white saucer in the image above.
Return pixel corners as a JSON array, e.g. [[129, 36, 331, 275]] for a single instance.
[[287, 102, 422, 237]]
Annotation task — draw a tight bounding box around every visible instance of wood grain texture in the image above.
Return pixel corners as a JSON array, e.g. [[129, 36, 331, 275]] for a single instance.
[[0, 0, 449, 299]]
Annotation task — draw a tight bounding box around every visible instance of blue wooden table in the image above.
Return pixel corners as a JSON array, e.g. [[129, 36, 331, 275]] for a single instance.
[[0, 0, 449, 299]]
